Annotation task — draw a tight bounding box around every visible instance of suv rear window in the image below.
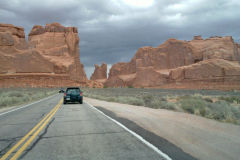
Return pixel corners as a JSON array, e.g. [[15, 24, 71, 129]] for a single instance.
[[66, 88, 80, 94]]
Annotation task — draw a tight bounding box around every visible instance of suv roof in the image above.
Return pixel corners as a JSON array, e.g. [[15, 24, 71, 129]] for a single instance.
[[66, 87, 80, 89]]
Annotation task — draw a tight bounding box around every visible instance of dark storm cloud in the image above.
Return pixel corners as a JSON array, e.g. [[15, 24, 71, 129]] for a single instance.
[[0, 0, 240, 78]]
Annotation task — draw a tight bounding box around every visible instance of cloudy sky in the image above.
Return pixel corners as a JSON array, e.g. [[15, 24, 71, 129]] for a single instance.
[[1, 0, 240, 78]]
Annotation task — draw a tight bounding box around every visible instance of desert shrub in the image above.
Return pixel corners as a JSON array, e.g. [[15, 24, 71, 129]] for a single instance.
[[182, 104, 195, 114], [0, 97, 12, 107], [152, 100, 176, 110], [142, 95, 154, 106], [90, 94, 106, 100], [179, 96, 207, 114], [8, 91, 24, 98], [114, 96, 144, 106], [199, 107, 207, 116], [160, 97, 167, 101], [126, 97, 144, 106], [231, 106, 240, 119], [0, 97, 22, 107], [204, 97, 213, 103], [177, 95, 191, 100], [219, 96, 240, 104], [161, 102, 176, 110], [141, 96, 176, 110], [205, 100, 240, 123], [0, 88, 57, 109], [145, 98, 158, 109], [22, 95, 30, 102], [106, 97, 117, 102]]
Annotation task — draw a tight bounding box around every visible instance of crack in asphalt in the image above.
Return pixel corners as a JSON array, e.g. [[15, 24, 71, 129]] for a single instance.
[[39, 113, 46, 119], [0, 141, 16, 156], [19, 118, 55, 160], [41, 131, 126, 139], [0, 136, 23, 156], [0, 122, 36, 126], [0, 136, 23, 142]]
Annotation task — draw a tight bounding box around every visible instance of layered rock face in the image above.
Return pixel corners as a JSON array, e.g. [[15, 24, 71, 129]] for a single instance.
[[0, 23, 88, 87], [105, 36, 240, 90], [90, 63, 107, 83]]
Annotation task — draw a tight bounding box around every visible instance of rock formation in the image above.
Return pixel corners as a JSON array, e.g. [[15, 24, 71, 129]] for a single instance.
[[0, 23, 88, 87], [105, 36, 240, 90], [90, 63, 107, 83], [86, 80, 104, 88]]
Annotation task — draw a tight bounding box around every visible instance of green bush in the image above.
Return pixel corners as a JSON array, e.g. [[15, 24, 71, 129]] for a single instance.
[[204, 97, 213, 103], [143, 95, 154, 106], [203, 100, 240, 124], [8, 91, 24, 98], [106, 97, 117, 102], [155, 101, 176, 110], [0, 88, 57, 109], [231, 106, 240, 119], [115, 96, 144, 106], [182, 105, 195, 114], [127, 97, 144, 106], [199, 107, 207, 116], [207, 101, 231, 120], [141, 96, 176, 110], [179, 96, 207, 114], [0, 97, 12, 107], [219, 96, 240, 104]]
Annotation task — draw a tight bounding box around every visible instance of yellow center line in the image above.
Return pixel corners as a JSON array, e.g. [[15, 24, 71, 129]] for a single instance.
[[10, 99, 62, 160], [0, 99, 63, 160]]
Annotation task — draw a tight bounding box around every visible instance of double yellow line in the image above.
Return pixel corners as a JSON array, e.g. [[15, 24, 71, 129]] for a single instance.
[[0, 99, 63, 160]]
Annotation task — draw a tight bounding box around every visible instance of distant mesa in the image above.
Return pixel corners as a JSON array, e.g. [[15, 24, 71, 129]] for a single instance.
[[0, 22, 93, 87], [104, 36, 240, 90]]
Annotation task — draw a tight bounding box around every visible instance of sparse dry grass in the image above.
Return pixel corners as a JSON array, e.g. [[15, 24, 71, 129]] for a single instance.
[[82, 88, 240, 125], [0, 88, 58, 109]]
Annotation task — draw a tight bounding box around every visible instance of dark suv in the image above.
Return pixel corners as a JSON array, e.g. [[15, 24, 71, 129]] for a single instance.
[[64, 87, 83, 104]]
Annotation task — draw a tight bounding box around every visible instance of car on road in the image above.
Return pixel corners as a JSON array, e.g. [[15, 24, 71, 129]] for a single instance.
[[59, 88, 65, 93], [64, 87, 83, 104]]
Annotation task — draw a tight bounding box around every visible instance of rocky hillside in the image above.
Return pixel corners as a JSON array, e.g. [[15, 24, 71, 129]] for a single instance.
[[0, 23, 88, 87], [105, 36, 240, 90]]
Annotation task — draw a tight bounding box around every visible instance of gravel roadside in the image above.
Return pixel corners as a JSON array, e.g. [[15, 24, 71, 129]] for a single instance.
[[85, 97, 240, 160]]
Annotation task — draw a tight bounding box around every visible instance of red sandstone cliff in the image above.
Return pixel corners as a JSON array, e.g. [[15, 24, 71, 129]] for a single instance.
[[105, 36, 240, 90], [0, 23, 88, 87], [90, 63, 107, 83]]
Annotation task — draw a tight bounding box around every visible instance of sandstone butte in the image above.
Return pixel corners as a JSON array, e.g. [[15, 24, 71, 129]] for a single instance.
[[105, 36, 240, 90], [0, 22, 102, 88], [90, 63, 107, 83]]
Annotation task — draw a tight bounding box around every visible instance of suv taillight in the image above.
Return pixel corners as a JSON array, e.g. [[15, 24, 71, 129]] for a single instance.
[[64, 92, 66, 96], [80, 92, 83, 96]]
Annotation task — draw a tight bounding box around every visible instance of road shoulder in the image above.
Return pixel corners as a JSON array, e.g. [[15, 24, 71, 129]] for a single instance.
[[85, 97, 240, 160], [95, 106, 197, 160]]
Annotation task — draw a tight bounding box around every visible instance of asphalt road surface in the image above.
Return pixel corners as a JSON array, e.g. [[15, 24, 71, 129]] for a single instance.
[[0, 94, 167, 160]]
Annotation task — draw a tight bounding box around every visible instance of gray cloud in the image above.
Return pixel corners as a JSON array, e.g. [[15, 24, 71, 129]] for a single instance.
[[0, 0, 239, 78]]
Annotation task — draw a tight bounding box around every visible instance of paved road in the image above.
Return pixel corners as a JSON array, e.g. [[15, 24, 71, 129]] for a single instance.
[[0, 94, 166, 160]]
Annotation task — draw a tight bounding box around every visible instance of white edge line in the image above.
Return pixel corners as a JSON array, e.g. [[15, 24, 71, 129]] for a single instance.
[[85, 101, 172, 160], [0, 93, 58, 116]]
